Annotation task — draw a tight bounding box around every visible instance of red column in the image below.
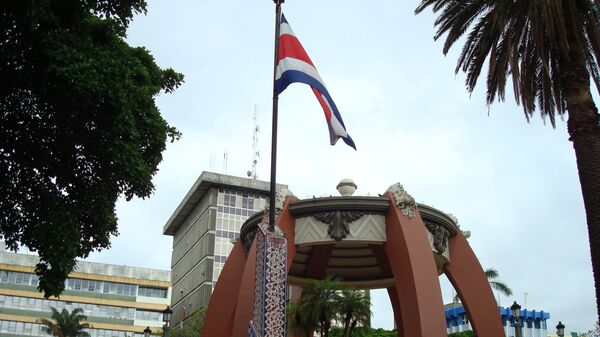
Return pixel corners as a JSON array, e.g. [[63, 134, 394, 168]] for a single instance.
[[387, 287, 404, 337], [230, 239, 258, 337], [444, 233, 505, 337], [201, 241, 247, 337], [383, 192, 447, 337]]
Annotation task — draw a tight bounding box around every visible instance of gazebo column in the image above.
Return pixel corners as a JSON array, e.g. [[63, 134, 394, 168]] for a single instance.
[[387, 287, 405, 337], [444, 233, 505, 337], [383, 191, 447, 337], [277, 196, 298, 270], [201, 240, 249, 337], [231, 239, 258, 337], [369, 244, 404, 336]]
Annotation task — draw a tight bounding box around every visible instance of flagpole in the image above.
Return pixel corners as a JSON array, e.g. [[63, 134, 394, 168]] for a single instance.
[[269, 0, 284, 232]]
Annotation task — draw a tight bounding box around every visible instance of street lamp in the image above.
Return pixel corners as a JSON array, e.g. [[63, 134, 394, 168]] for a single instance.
[[556, 321, 565, 337], [143, 326, 152, 337], [511, 301, 523, 337], [162, 306, 173, 337]]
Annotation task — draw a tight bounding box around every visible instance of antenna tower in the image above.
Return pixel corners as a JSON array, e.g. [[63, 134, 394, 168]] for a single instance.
[[247, 104, 260, 179]]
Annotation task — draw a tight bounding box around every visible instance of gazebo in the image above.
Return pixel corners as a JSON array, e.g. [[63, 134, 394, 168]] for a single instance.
[[201, 181, 505, 337]]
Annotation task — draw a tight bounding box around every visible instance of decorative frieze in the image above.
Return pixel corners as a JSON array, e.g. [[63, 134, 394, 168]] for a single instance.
[[295, 214, 386, 244], [313, 211, 364, 241]]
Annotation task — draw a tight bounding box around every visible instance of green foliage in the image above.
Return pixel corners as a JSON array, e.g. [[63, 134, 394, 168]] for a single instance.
[[338, 288, 372, 337], [289, 277, 341, 337], [0, 0, 183, 297], [454, 268, 512, 303], [288, 279, 373, 337], [485, 268, 512, 298], [448, 330, 474, 337], [330, 327, 397, 337], [37, 306, 91, 337], [168, 307, 206, 337]]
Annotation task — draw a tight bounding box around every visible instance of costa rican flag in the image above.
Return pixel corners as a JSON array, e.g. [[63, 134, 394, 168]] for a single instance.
[[275, 14, 356, 150]]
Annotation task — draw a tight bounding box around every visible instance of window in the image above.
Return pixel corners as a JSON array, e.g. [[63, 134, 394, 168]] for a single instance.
[[138, 286, 167, 298], [74, 279, 82, 290]]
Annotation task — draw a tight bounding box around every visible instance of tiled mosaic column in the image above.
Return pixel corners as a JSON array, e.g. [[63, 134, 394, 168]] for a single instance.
[[248, 223, 288, 337]]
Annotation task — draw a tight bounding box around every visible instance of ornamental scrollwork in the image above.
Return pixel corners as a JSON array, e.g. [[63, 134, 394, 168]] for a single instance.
[[387, 183, 417, 218], [313, 210, 364, 241], [425, 221, 450, 254], [446, 212, 471, 238]]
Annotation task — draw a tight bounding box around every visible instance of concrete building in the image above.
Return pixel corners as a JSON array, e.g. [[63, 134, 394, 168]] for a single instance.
[[0, 247, 170, 337], [445, 304, 551, 337], [163, 171, 288, 326]]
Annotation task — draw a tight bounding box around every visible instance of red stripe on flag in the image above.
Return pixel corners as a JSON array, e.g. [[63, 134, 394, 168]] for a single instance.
[[278, 34, 315, 66], [312, 87, 333, 121]]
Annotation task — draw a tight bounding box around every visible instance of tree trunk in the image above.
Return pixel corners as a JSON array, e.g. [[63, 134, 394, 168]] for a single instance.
[[323, 320, 330, 337], [348, 319, 358, 337], [562, 1, 600, 321], [342, 312, 352, 337]]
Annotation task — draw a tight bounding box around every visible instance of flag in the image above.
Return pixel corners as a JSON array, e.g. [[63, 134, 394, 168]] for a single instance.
[[274, 14, 356, 150]]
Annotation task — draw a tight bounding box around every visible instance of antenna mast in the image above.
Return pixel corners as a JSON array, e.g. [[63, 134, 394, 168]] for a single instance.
[[247, 104, 260, 179]]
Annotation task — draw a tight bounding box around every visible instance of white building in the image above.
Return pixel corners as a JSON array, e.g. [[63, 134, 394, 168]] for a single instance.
[[0, 246, 171, 337]]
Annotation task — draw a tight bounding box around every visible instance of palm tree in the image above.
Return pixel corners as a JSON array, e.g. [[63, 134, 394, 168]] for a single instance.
[[287, 300, 316, 337], [454, 268, 512, 303], [38, 307, 91, 337], [337, 288, 371, 337], [415, 0, 600, 320], [290, 277, 340, 337], [485, 268, 513, 300]]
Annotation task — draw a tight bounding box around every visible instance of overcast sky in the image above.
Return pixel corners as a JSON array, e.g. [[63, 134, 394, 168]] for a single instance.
[[85, 0, 597, 332]]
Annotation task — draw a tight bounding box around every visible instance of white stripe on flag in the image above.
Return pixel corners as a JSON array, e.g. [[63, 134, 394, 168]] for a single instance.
[[276, 57, 325, 86], [319, 92, 349, 138], [280, 22, 295, 37]]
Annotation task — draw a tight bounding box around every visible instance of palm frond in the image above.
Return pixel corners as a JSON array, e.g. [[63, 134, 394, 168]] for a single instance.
[[416, 0, 600, 122], [38, 306, 91, 337], [484, 268, 499, 279], [490, 281, 513, 297]]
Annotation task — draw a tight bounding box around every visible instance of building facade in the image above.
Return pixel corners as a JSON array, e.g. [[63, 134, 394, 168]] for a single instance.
[[445, 304, 551, 337], [163, 172, 288, 326], [0, 247, 171, 337]]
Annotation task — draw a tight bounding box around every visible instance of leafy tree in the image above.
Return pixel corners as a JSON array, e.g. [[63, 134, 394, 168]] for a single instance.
[[38, 307, 91, 337], [168, 307, 206, 337], [330, 327, 397, 337], [0, 0, 183, 297], [337, 288, 372, 337], [448, 331, 474, 337], [415, 0, 600, 319]]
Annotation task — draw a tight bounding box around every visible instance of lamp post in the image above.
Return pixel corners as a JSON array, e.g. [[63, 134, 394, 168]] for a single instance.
[[162, 306, 173, 337], [143, 327, 152, 337], [511, 301, 523, 337], [556, 321, 565, 337]]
